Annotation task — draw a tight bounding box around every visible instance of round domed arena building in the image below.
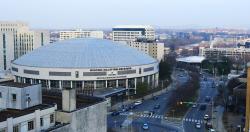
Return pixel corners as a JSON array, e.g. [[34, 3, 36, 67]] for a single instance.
[[11, 38, 159, 94]]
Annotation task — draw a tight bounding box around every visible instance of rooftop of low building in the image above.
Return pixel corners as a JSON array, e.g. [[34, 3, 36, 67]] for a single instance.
[[42, 89, 105, 110], [0, 82, 35, 88], [0, 104, 54, 122]]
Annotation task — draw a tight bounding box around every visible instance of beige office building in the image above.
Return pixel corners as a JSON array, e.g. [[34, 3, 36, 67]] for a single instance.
[[59, 29, 104, 40], [127, 40, 164, 61], [0, 21, 49, 71]]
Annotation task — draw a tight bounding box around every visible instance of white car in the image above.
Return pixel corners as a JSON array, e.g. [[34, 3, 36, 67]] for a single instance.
[[195, 122, 201, 129], [134, 100, 142, 106], [192, 104, 197, 108], [204, 114, 209, 120], [209, 129, 215, 132], [142, 123, 149, 130]]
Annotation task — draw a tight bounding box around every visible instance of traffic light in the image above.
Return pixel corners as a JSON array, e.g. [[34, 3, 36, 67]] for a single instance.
[[180, 101, 183, 105]]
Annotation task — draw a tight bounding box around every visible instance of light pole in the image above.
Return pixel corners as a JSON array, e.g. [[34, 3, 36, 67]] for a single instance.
[[172, 109, 175, 119], [211, 97, 215, 129]]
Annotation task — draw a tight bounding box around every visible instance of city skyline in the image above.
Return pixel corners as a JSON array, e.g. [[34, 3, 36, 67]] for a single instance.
[[1, 0, 250, 29]]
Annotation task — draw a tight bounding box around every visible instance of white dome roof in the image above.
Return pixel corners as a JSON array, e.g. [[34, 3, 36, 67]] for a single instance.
[[13, 38, 157, 68]]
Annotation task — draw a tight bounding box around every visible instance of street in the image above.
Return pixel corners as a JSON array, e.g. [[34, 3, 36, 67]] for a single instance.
[[107, 70, 189, 132], [183, 74, 218, 132]]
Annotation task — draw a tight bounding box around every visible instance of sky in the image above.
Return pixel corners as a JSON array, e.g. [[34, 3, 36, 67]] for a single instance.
[[1, 0, 250, 29]]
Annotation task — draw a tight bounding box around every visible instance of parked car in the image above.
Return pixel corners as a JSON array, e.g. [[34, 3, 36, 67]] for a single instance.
[[134, 100, 142, 106], [111, 111, 120, 116], [142, 123, 149, 130], [153, 96, 158, 100]]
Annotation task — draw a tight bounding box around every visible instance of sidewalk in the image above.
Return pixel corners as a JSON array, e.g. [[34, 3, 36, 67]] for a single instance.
[[111, 87, 169, 110], [214, 105, 227, 132]]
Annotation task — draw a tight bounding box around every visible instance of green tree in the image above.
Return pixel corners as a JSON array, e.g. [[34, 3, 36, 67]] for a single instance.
[[136, 82, 148, 95]]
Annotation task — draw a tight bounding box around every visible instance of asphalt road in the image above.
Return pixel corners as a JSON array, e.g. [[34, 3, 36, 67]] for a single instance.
[[183, 75, 218, 132], [108, 70, 189, 132]]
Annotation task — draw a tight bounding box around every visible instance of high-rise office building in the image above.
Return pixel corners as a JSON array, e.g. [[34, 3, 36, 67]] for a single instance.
[[59, 29, 104, 40], [0, 21, 49, 71], [112, 25, 155, 43]]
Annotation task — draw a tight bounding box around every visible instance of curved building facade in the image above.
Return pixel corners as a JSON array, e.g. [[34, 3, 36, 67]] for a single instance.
[[11, 38, 159, 93]]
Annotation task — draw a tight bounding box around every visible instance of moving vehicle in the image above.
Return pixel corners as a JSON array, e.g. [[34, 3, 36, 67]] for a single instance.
[[142, 123, 149, 130], [154, 104, 160, 109], [195, 122, 201, 129], [199, 105, 207, 111], [206, 122, 212, 129], [205, 96, 211, 102], [209, 128, 215, 132], [204, 114, 209, 120], [192, 104, 197, 108]]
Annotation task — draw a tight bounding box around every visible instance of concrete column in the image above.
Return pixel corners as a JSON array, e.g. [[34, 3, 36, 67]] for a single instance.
[[59, 81, 62, 89], [147, 76, 150, 86], [142, 76, 144, 83], [39, 80, 41, 84], [35, 110, 41, 131], [82, 81, 85, 90], [30, 79, 33, 84], [48, 80, 51, 89], [70, 81, 73, 88], [94, 81, 96, 89], [23, 78, 26, 83], [134, 78, 137, 94], [62, 88, 76, 112], [105, 80, 108, 88], [126, 79, 128, 88], [7, 118, 13, 132], [155, 73, 159, 87], [116, 80, 119, 87], [152, 74, 155, 88]]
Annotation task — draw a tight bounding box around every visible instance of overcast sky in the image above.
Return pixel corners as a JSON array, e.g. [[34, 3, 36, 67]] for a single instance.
[[1, 0, 249, 29]]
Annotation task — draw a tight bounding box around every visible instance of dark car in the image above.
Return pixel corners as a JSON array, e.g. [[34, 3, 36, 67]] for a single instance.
[[154, 104, 160, 109], [129, 105, 136, 109], [205, 122, 213, 129], [199, 105, 207, 111], [149, 110, 155, 115], [205, 96, 211, 102], [153, 96, 158, 100], [111, 111, 120, 116]]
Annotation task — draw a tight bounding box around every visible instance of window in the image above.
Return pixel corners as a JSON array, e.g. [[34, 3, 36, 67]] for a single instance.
[[12, 94, 16, 101], [13, 125, 19, 132], [28, 121, 34, 131], [0, 92, 2, 98], [75, 71, 79, 78], [40, 118, 43, 126], [0, 128, 6, 132], [50, 114, 54, 123]]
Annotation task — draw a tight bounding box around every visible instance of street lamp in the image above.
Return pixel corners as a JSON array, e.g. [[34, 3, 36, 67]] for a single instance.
[[172, 109, 175, 119]]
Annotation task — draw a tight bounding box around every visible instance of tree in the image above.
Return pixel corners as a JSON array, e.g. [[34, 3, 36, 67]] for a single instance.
[[136, 82, 148, 95], [159, 55, 176, 80]]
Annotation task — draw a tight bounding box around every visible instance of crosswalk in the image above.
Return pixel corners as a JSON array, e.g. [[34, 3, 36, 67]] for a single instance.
[[119, 112, 205, 124], [182, 118, 204, 124], [119, 112, 164, 119]]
